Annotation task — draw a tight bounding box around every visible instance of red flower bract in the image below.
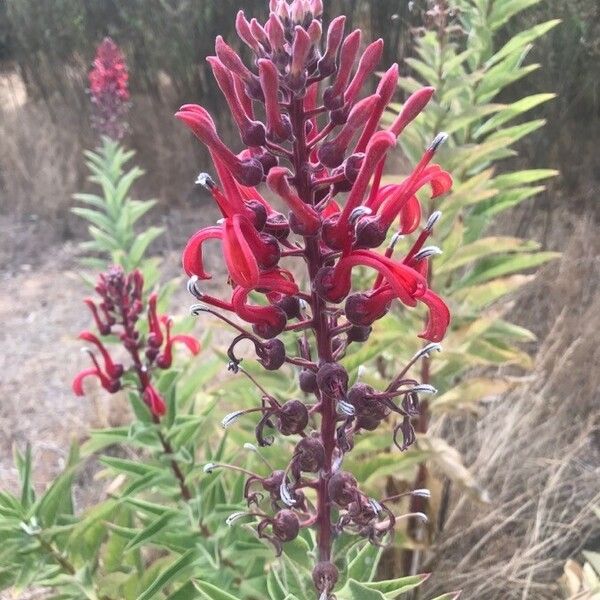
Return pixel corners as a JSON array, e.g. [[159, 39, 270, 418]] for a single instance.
[[178, 0, 454, 592]]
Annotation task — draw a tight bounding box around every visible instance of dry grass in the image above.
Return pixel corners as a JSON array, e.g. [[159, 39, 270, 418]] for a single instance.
[[424, 221, 600, 599]]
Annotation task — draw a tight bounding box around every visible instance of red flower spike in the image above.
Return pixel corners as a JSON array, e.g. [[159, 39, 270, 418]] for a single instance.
[[344, 39, 384, 105], [355, 64, 399, 154], [323, 131, 396, 250], [78, 331, 124, 379], [143, 384, 166, 418], [323, 29, 361, 109], [267, 167, 321, 236], [389, 87, 435, 137], [175, 105, 264, 186], [236, 10, 262, 53], [318, 94, 380, 168], [258, 59, 292, 142], [207, 57, 266, 147], [318, 15, 346, 77]]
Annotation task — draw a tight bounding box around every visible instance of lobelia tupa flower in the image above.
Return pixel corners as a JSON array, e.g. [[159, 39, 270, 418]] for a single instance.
[[178, 1, 452, 596], [88, 37, 130, 140], [73, 266, 200, 420]]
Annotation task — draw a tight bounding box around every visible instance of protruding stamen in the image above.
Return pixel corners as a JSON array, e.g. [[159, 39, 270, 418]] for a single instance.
[[226, 511, 248, 526], [413, 343, 442, 361], [428, 132, 449, 152], [280, 480, 297, 507], [425, 210, 442, 231], [369, 498, 383, 514], [337, 400, 355, 417], [221, 410, 246, 429], [203, 463, 218, 474], [413, 246, 443, 261], [349, 206, 372, 223], [409, 384, 437, 395]]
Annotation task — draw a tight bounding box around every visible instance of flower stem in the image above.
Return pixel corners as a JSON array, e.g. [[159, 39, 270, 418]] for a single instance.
[[290, 95, 336, 564]]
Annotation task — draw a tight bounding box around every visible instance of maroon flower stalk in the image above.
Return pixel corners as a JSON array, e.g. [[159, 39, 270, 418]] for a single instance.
[[178, 1, 452, 595], [88, 37, 130, 140], [73, 266, 200, 500]]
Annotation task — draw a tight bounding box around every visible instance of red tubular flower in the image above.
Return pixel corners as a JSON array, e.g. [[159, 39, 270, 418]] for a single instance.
[[175, 104, 264, 186], [417, 289, 451, 343], [267, 167, 321, 236], [266, 13, 286, 56], [389, 87, 436, 137], [143, 384, 166, 417], [318, 15, 346, 77], [147, 292, 164, 348], [236, 10, 262, 53], [316, 249, 427, 305], [72, 368, 105, 396], [215, 35, 262, 99], [289, 26, 312, 90], [78, 331, 123, 379], [258, 59, 292, 142], [157, 316, 201, 369], [344, 39, 384, 105], [208, 56, 266, 147], [355, 64, 399, 154], [322, 131, 396, 250], [182, 226, 222, 280], [317, 94, 381, 168], [323, 29, 361, 109]]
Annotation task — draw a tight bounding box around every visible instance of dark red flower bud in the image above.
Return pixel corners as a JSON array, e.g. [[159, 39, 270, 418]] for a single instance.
[[328, 471, 358, 507], [345, 291, 391, 327], [272, 294, 302, 320], [276, 400, 309, 435], [295, 436, 325, 473], [347, 325, 372, 344], [143, 384, 166, 418], [316, 362, 348, 399], [272, 509, 300, 542], [257, 338, 286, 370], [258, 59, 293, 142], [354, 216, 388, 249], [299, 368, 318, 394], [262, 470, 285, 494], [312, 562, 339, 597]]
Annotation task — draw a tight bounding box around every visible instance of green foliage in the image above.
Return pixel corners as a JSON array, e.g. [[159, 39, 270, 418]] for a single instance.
[[350, 0, 559, 525], [72, 136, 163, 286]]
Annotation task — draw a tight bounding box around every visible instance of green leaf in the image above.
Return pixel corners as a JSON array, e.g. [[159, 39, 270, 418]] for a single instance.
[[492, 169, 558, 188], [125, 510, 177, 552], [488, 0, 543, 29], [486, 20, 561, 67], [137, 549, 200, 600], [194, 579, 244, 600], [361, 574, 427, 597], [14, 444, 35, 509], [339, 579, 386, 600], [457, 252, 560, 287], [345, 543, 384, 582]]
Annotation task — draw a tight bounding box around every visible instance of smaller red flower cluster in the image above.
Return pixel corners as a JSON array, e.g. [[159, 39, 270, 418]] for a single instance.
[[73, 266, 200, 418], [88, 37, 130, 140]]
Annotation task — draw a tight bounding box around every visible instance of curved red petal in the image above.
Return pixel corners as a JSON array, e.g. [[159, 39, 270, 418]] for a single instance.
[[72, 368, 100, 397], [171, 335, 201, 356], [182, 226, 223, 278], [223, 216, 260, 288], [399, 195, 422, 235], [418, 289, 451, 343]]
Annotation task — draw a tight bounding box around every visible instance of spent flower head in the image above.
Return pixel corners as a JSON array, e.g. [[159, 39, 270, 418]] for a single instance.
[[178, 1, 452, 595]]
